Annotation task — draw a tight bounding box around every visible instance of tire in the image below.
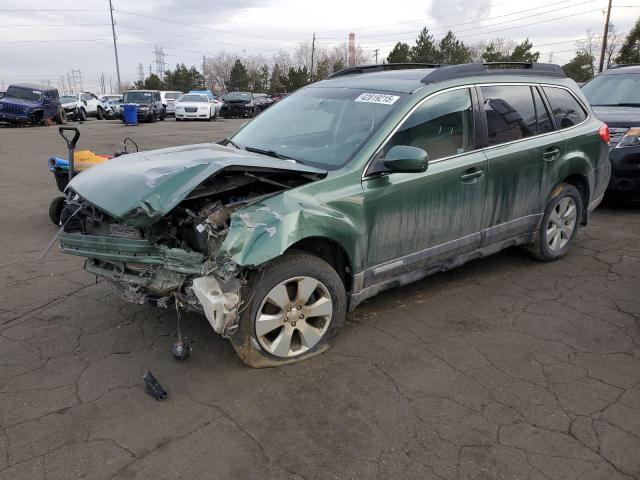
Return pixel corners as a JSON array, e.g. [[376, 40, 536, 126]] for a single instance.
[[160, 108, 165, 121], [231, 251, 347, 368], [55, 108, 67, 125], [96, 107, 104, 120], [77, 108, 87, 122], [48, 196, 66, 225], [529, 183, 583, 261]]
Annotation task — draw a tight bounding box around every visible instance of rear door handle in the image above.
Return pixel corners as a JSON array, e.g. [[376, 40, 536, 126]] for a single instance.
[[543, 147, 561, 161], [460, 168, 484, 183]]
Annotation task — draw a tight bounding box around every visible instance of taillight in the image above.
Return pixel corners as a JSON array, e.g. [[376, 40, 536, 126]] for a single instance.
[[599, 124, 610, 144]]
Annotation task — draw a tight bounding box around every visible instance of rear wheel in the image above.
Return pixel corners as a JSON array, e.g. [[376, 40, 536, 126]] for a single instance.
[[160, 107, 166, 121], [231, 251, 347, 368], [529, 183, 583, 261]]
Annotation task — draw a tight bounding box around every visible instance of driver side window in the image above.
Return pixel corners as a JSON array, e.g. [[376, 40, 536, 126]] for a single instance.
[[379, 88, 475, 169]]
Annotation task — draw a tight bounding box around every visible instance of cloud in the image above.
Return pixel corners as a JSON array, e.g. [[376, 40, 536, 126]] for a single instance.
[[428, 0, 493, 27]]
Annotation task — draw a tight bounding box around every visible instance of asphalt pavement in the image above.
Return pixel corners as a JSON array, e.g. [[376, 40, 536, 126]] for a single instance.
[[1, 118, 639, 480]]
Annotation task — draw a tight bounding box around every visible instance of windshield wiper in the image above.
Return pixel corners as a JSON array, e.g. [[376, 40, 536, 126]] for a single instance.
[[244, 146, 303, 163], [224, 139, 243, 149]]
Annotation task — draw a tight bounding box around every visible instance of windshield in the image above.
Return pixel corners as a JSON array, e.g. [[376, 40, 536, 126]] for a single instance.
[[229, 87, 407, 170], [101, 95, 121, 102], [225, 92, 251, 101], [6, 86, 42, 102], [165, 92, 180, 100], [123, 91, 153, 103], [582, 73, 640, 106], [60, 95, 77, 104], [179, 94, 208, 103]]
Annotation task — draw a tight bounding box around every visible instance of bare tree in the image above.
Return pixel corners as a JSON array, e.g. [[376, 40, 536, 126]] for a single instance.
[[600, 24, 625, 68], [206, 52, 236, 93]]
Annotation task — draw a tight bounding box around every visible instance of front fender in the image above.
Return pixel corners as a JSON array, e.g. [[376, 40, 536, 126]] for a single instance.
[[218, 188, 363, 271]]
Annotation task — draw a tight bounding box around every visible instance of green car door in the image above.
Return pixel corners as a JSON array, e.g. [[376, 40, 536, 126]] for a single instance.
[[478, 84, 567, 240], [361, 87, 488, 287]]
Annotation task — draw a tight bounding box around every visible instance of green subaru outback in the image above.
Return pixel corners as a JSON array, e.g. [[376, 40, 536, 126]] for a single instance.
[[58, 63, 610, 367]]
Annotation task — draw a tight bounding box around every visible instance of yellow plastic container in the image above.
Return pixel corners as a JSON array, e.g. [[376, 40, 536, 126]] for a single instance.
[[73, 150, 111, 171]]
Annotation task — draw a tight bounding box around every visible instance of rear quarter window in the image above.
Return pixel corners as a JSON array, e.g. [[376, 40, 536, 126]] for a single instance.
[[542, 87, 587, 129]]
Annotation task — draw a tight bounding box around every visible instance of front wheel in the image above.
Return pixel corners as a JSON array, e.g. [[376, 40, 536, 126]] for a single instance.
[[529, 183, 583, 261], [160, 107, 166, 121], [54, 108, 67, 125], [231, 251, 346, 368], [96, 107, 104, 120]]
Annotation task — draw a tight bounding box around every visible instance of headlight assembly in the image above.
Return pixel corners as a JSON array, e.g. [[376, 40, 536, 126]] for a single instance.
[[616, 128, 640, 148]]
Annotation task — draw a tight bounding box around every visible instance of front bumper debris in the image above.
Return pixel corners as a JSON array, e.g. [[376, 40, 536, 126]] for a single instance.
[[191, 276, 240, 335]]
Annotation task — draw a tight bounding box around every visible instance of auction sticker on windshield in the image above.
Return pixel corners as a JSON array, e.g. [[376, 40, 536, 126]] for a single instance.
[[354, 93, 400, 105]]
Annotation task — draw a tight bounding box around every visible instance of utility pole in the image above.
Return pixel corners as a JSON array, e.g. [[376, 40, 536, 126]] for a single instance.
[[598, 0, 612, 72], [374, 49, 379, 64], [108, 0, 122, 93], [138, 63, 144, 83], [310, 33, 316, 82], [548, 51, 554, 63]]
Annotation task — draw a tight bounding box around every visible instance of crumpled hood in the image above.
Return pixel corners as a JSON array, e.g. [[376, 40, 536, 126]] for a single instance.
[[592, 106, 640, 128], [67, 143, 326, 224]]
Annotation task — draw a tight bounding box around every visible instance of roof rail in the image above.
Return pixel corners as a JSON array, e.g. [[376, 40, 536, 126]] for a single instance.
[[421, 62, 565, 83], [607, 63, 640, 69], [327, 63, 441, 79]]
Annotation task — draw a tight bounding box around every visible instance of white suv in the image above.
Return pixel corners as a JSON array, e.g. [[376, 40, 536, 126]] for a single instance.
[[160, 91, 183, 116], [60, 92, 104, 121]]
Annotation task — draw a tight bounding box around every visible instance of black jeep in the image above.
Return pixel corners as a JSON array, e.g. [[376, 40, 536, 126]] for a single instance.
[[0, 84, 66, 125]]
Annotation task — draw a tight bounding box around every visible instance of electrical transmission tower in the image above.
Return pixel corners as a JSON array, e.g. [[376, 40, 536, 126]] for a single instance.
[[153, 45, 166, 79], [138, 63, 144, 83], [67, 70, 83, 93]]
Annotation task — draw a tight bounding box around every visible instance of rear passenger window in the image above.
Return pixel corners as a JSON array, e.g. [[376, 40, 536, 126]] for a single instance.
[[542, 87, 587, 129], [382, 88, 475, 162], [533, 88, 553, 134], [481, 85, 537, 146]]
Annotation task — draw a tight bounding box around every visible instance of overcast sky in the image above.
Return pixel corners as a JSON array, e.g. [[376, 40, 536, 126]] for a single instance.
[[0, 0, 638, 92]]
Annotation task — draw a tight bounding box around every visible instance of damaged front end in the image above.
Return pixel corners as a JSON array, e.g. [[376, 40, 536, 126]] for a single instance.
[[59, 164, 323, 337]]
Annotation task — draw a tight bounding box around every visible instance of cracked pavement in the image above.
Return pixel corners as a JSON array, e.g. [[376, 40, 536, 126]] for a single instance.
[[1, 119, 639, 480]]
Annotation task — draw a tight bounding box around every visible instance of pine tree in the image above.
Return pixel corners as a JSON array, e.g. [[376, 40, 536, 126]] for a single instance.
[[228, 59, 249, 91], [615, 17, 640, 64], [410, 28, 439, 63], [563, 52, 596, 82], [438, 31, 472, 64], [387, 42, 411, 63]]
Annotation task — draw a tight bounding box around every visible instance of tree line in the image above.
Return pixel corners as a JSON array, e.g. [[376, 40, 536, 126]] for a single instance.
[[131, 17, 640, 93]]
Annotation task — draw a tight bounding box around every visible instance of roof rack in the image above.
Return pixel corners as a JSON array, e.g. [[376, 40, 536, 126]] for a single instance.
[[327, 63, 440, 79], [421, 62, 565, 83], [607, 63, 640, 70]]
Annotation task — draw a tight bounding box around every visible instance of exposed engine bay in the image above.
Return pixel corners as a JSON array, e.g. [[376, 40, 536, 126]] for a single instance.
[[59, 166, 321, 336]]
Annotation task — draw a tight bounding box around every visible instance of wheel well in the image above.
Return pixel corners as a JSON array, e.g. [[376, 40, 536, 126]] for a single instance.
[[286, 238, 352, 292], [563, 174, 590, 225]]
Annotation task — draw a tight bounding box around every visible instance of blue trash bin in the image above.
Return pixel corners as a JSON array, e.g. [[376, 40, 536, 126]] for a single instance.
[[123, 103, 138, 125]]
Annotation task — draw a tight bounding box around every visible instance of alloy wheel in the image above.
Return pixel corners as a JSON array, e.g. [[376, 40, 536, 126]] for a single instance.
[[546, 197, 577, 251], [255, 276, 333, 357]]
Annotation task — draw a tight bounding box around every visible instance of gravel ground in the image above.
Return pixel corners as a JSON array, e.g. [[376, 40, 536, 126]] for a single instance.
[[1, 118, 639, 480]]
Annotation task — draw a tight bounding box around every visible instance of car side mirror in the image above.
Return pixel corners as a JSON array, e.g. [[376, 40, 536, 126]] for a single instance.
[[82, 100, 87, 105], [383, 145, 429, 173]]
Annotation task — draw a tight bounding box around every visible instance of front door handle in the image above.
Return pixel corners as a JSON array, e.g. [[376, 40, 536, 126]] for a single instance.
[[460, 168, 484, 183], [543, 147, 561, 161]]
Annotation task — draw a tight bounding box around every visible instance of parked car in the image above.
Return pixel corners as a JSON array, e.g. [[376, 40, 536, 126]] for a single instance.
[[160, 90, 183, 116], [60, 92, 105, 121], [56, 63, 609, 367], [102, 98, 123, 119], [212, 96, 224, 116], [175, 93, 216, 121], [270, 92, 289, 102], [220, 92, 258, 118], [0, 91, 5, 99], [582, 64, 640, 200], [0, 84, 65, 125], [121, 90, 164, 122], [254, 93, 275, 112]]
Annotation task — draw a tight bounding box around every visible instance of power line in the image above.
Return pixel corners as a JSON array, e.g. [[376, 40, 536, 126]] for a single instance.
[[0, 38, 110, 44], [113, 9, 294, 44], [0, 23, 110, 28], [319, 0, 598, 40], [0, 9, 102, 12]]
